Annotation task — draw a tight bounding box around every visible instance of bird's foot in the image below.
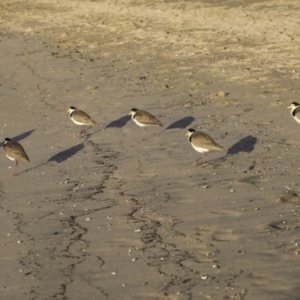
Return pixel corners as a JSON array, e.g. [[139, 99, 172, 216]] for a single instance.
[[193, 161, 208, 167]]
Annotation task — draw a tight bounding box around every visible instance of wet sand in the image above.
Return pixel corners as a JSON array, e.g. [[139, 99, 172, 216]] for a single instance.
[[0, 0, 300, 299]]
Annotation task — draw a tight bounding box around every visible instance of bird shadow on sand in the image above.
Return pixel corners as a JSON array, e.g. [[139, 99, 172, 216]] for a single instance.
[[199, 135, 258, 168], [18, 143, 84, 176], [166, 116, 195, 130], [199, 155, 227, 168], [105, 115, 131, 128], [48, 143, 84, 163], [0, 129, 35, 147], [83, 115, 131, 138], [149, 116, 195, 140], [227, 135, 257, 155]]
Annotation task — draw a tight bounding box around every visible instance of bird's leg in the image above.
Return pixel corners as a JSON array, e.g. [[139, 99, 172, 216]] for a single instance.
[[193, 153, 208, 167], [200, 153, 208, 167], [13, 160, 18, 176], [141, 128, 147, 141], [78, 125, 85, 138]]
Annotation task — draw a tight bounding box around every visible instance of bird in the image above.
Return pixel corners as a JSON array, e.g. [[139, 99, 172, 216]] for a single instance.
[[288, 102, 300, 124], [186, 128, 223, 166], [3, 138, 30, 176], [128, 108, 163, 137], [67, 106, 97, 137]]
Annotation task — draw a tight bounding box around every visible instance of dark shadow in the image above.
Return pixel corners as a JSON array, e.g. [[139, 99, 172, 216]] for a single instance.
[[105, 115, 131, 128], [47, 143, 84, 163], [205, 155, 228, 167], [17, 141, 83, 175], [17, 162, 46, 176], [84, 127, 104, 138], [166, 116, 195, 130], [152, 116, 195, 138], [0, 129, 35, 147], [227, 135, 257, 155]]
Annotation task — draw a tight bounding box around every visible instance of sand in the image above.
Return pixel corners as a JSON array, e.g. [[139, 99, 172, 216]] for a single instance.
[[0, 0, 300, 299]]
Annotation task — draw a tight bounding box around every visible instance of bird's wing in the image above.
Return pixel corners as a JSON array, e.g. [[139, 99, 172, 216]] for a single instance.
[[73, 110, 97, 125], [191, 132, 223, 150], [136, 110, 163, 126]]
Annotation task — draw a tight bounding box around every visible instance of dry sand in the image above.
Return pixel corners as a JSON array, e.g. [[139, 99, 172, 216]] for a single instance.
[[0, 0, 300, 299]]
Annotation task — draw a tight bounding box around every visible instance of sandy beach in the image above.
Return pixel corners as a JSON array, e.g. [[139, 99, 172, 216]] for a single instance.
[[0, 0, 300, 299]]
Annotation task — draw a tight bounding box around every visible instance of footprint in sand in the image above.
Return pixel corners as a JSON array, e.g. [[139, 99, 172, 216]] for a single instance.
[[211, 210, 242, 217], [196, 225, 239, 242], [212, 229, 239, 242]]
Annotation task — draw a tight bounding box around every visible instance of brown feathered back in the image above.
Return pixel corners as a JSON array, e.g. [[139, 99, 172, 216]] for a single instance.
[[191, 132, 223, 151], [135, 110, 163, 127], [4, 141, 30, 162], [72, 110, 97, 126]]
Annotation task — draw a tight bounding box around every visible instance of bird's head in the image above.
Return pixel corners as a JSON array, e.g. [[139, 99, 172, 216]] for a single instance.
[[4, 138, 11, 145], [129, 108, 138, 116], [288, 102, 299, 110], [67, 106, 77, 113], [186, 128, 196, 137]]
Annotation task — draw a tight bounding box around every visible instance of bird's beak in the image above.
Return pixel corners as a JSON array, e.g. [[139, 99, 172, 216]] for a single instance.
[[67, 109, 70, 113], [128, 112, 132, 115], [185, 131, 189, 136]]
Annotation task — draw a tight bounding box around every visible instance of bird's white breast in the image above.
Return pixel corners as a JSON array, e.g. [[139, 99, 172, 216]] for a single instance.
[[132, 117, 148, 127], [6, 155, 15, 161], [70, 117, 88, 126], [292, 113, 300, 124], [191, 143, 209, 153]]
